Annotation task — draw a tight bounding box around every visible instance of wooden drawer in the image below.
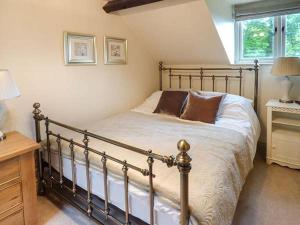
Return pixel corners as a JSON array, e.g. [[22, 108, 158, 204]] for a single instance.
[[0, 132, 39, 225], [0, 182, 22, 214], [0, 157, 20, 184], [0, 209, 24, 225]]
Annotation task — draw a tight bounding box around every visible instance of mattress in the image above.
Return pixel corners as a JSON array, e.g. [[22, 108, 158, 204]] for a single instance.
[[43, 93, 260, 225]]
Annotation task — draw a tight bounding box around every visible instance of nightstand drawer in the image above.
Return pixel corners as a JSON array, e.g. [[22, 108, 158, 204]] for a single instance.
[[0, 157, 20, 184], [0, 182, 23, 215], [272, 129, 300, 164], [0, 209, 24, 225]]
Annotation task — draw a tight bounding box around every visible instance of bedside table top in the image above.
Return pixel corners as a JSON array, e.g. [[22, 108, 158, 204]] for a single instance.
[[0, 131, 40, 162], [266, 99, 300, 111]]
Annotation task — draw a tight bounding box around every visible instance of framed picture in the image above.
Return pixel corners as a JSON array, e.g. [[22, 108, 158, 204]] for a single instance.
[[64, 32, 97, 65], [104, 36, 127, 65]]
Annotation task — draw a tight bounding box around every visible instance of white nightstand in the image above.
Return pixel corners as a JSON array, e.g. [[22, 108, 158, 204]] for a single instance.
[[266, 99, 300, 169]]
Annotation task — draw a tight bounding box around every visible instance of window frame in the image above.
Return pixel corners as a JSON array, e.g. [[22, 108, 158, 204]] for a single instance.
[[235, 13, 299, 64]]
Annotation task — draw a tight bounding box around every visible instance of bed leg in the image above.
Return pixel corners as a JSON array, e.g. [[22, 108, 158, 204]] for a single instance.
[[33, 103, 45, 195], [176, 140, 192, 225]]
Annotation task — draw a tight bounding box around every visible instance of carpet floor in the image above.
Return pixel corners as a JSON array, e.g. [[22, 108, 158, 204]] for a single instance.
[[37, 153, 300, 225]]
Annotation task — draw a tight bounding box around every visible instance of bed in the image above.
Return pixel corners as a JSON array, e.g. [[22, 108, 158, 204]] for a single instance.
[[33, 60, 260, 225]]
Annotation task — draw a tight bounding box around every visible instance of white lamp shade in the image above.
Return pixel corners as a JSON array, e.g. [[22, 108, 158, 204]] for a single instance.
[[0, 70, 20, 100], [271, 57, 300, 76]]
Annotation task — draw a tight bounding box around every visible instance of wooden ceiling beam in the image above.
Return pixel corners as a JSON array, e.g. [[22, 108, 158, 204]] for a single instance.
[[103, 0, 163, 13]]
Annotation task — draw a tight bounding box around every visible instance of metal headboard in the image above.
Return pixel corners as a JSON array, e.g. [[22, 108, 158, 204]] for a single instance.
[[159, 60, 259, 112]]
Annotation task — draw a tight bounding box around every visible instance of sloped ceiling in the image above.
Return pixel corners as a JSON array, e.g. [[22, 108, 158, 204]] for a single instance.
[[119, 0, 230, 65]]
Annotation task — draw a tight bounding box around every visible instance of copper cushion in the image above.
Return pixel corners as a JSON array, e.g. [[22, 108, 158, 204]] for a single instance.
[[180, 92, 223, 124]]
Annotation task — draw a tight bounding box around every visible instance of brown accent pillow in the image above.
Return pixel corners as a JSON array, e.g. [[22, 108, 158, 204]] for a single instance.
[[180, 92, 223, 123], [154, 91, 188, 117]]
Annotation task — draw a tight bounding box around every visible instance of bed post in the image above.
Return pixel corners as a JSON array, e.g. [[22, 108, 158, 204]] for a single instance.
[[177, 139, 192, 225], [159, 61, 163, 91], [33, 102, 45, 195], [254, 59, 259, 113]]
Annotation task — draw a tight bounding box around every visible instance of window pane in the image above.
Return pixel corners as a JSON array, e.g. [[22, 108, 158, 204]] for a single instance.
[[241, 17, 274, 59], [285, 13, 300, 57]]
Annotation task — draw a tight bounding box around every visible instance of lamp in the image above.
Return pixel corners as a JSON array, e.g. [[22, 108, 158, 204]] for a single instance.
[[0, 70, 20, 140], [271, 57, 300, 103]]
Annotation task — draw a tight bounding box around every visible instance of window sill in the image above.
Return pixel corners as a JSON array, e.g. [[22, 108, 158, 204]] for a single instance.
[[233, 62, 273, 66], [234, 58, 274, 66]]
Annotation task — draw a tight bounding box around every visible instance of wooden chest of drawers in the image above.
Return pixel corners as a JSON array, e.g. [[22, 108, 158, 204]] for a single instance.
[[0, 132, 40, 225]]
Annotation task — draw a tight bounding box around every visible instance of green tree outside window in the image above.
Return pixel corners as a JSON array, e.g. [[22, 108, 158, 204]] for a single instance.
[[242, 17, 274, 59], [286, 13, 300, 57]]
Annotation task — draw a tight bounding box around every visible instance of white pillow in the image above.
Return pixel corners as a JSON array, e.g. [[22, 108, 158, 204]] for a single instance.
[[197, 91, 253, 119], [133, 91, 162, 114]]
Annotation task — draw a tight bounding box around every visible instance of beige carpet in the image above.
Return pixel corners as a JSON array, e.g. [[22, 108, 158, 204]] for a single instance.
[[233, 153, 300, 225], [37, 195, 98, 225], [37, 153, 300, 225]]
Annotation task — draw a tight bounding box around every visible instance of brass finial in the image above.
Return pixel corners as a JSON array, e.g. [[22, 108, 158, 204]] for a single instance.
[[177, 139, 190, 152], [159, 61, 163, 70], [33, 102, 40, 109], [254, 59, 259, 68], [33, 102, 44, 120], [176, 139, 192, 166], [33, 102, 41, 115]]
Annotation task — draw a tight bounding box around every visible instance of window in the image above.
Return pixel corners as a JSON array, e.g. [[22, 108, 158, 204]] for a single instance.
[[236, 13, 300, 63], [241, 17, 275, 59], [285, 13, 300, 57]]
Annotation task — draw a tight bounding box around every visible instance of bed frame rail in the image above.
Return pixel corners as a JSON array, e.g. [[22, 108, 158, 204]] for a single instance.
[[33, 103, 192, 225]]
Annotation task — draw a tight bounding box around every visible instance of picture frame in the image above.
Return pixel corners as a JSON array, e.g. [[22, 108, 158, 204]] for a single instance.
[[64, 32, 97, 65], [104, 36, 127, 65]]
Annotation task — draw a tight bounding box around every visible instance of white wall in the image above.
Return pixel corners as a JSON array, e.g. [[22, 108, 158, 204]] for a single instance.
[[205, 0, 235, 64], [0, 0, 158, 138]]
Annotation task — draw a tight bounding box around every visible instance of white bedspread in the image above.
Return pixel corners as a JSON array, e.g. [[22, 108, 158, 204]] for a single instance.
[[47, 109, 260, 225]]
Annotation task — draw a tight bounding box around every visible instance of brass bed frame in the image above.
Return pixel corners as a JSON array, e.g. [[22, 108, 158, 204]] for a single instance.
[[34, 60, 259, 225]]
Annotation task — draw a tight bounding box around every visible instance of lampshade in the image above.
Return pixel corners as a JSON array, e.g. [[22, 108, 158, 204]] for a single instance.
[[271, 57, 300, 76], [0, 70, 20, 101]]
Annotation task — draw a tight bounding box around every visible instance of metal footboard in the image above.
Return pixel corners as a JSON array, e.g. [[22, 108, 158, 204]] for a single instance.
[[33, 103, 192, 225]]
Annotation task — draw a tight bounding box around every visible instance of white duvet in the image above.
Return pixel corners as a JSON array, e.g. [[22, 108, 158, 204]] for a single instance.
[[45, 91, 260, 225]]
